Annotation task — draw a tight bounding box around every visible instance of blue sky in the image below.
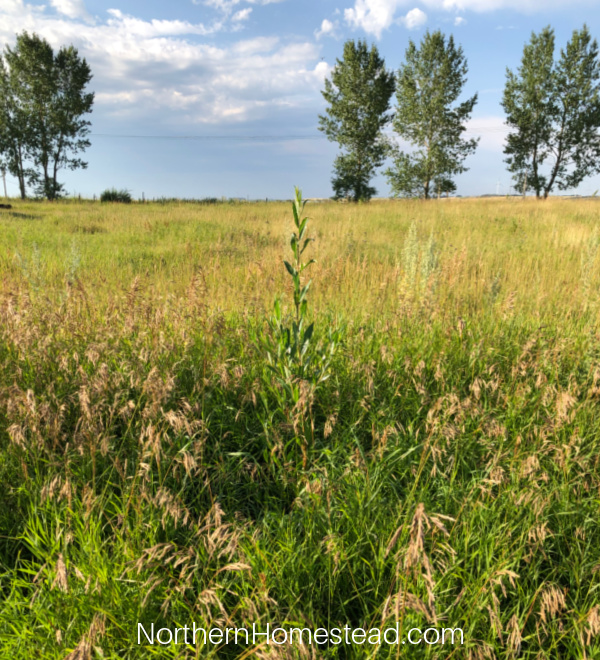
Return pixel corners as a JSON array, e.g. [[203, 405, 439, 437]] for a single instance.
[[1, 0, 600, 199]]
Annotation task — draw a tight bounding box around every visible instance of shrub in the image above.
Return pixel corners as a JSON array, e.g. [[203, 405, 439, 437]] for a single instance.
[[100, 188, 132, 203]]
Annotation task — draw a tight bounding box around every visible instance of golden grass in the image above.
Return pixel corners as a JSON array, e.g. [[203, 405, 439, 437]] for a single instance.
[[1, 196, 600, 658], [1, 197, 599, 324]]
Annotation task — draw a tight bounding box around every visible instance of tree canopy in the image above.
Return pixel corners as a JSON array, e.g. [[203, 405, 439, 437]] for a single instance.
[[502, 25, 600, 199], [385, 30, 478, 200], [0, 32, 94, 200], [319, 39, 395, 202]]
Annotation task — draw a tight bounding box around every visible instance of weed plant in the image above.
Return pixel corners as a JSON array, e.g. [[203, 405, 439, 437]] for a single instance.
[[0, 196, 599, 658], [100, 188, 132, 203]]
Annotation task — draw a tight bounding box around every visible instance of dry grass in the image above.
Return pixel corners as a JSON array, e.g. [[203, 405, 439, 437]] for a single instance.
[[0, 197, 599, 658], [2, 197, 600, 320]]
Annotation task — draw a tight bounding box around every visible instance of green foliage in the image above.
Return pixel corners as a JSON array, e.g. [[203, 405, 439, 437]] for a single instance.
[[386, 30, 478, 200], [100, 188, 132, 203], [253, 187, 343, 464], [14, 242, 45, 293], [580, 228, 599, 304], [401, 221, 440, 296], [503, 25, 600, 199], [0, 32, 94, 201], [319, 40, 395, 202], [0, 49, 35, 200]]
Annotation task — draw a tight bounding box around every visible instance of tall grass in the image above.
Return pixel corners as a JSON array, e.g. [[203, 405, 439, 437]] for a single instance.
[[0, 196, 599, 658]]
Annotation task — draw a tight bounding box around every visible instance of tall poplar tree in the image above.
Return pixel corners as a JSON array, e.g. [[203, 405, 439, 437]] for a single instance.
[[385, 30, 478, 200], [319, 40, 395, 202], [0, 53, 33, 199], [0, 32, 94, 200], [503, 25, 600, 199]]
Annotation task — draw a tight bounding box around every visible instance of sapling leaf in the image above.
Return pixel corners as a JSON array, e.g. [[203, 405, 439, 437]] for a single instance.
[[301, 238, 313, 254], [299, 281, 312, 302], [300, 259, 316, 273], [303, 322, 314, 343]]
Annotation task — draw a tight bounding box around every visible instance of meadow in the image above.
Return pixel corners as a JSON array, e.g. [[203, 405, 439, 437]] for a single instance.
[[0, 195, 599, 658]]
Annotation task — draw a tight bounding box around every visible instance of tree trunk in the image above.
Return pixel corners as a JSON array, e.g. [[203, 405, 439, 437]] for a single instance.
[[52, 134, 64, 200], [544, 113, 567, 200], [16, 144, 26, 199], [44, 162, 51, 200], [532, 149, 541, 199]]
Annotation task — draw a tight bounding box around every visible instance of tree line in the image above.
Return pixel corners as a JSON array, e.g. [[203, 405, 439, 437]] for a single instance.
[[319, 25, 600, 201], [0, 32, 94, 200], [1, 26, 599, 202]]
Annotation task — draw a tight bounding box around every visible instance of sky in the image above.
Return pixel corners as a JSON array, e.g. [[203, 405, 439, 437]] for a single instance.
[[1, 0, 600, 199]]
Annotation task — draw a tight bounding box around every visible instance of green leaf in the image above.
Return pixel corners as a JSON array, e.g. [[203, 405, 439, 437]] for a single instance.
[[300, 238, 313, 254], [300, 259, 316, 273], [303, 322, 314, 343], [299, 281, 312, 302]]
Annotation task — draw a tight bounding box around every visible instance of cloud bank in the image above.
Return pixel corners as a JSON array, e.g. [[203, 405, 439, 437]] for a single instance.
[[0, 0, 329, 126], [342, 0, 593, 37]]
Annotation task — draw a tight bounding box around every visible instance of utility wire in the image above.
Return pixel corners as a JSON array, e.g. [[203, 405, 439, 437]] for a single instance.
[[90, 133, 323, 140], [90, 126, 509, 140]]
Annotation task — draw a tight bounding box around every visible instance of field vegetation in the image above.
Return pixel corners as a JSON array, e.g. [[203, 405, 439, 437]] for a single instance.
[[0, 196, 600, 658]]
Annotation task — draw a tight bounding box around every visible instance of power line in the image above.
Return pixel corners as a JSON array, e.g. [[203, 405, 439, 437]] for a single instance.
[[90, 133, 324, 140], [90, 125, 510, 141]]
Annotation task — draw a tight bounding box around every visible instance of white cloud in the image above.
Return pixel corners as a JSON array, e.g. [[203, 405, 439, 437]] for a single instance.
[[464, 116, 509, 151], [0, 0, 21, 10], [320, 18, 335, 34], [344, 0, 404, 39], [232, 36, 279, 54], [315, 18, 340, 39], [0, 2, 327, 126], [50, 0, 92, 22], [401, 7, 427, 29], [386, 115, 509, 154], [103, 9, 219, 37], [342, 0, 594, 38], [199, 0, 284, 15], [232, 7, 252, 21], [454, 15, 466, 25], [344, 1, 427, 36], [420, 0, 589, 9]]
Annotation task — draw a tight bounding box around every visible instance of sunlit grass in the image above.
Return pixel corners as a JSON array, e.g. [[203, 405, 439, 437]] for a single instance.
[[0, 197, 599, 658], [1, 197, 599, 320]]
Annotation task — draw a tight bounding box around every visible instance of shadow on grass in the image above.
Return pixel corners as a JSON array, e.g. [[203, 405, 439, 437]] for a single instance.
[[1, 211, 41, 220]]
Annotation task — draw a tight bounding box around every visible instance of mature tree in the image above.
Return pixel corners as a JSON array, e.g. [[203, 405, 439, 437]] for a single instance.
[[503, 25, 600, 199], [0, 32, 94, 200], [319, 39, 395, 202], [385, 30, 478, 200], [0, 56, 33, 199]]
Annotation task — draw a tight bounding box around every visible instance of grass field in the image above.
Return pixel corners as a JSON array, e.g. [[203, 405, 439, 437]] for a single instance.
[[1, 196, 600, 658]]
